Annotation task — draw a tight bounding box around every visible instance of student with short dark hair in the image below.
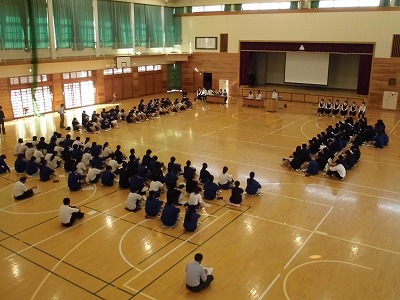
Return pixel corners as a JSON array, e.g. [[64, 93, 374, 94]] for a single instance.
[[125, 188, 145, 212], [199, 163, 211, 184], [145, 191, 164, 218], [14, 154, 27, 174], [39, 160, 55, 182], [68, 168, 86, 191], [245, 172, 261, 196], [218, 166, 233, 189], [26, 156, 39, 176], [12, 176, 38, 200], [228, 181, 244, 205], [0, 154, 11, 174], [161, 199, 181, 228], [184, 160, 196, 181], [101, 165, 115, 187], [203, 175, 221, 200], [183, 206, 201, 232], [59, 198, 84, 227]]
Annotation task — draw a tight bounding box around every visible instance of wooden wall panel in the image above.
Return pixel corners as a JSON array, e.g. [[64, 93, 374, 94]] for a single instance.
[[0, 78, 12, 119], [104, 77, 113, 102], [145, 74, 155, 95], [182, 53, 240, 96], [369, 57, 400, 109], [96, 71, 106, 104], [113, 77, 123, 102], [132, 68, 139, 98], [161, 67, 168, 91], [292, 93, 305, 102], [153, 72, 163, 94], [52, 73, 63, 111], [138, 74, 146, 96], [123, 75, 133, 99]]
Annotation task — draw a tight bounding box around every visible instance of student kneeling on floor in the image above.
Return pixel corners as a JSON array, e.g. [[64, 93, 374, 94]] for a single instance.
[[59, 197, 84, 227]]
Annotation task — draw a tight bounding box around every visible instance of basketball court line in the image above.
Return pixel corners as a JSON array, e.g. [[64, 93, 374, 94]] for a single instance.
[[389, 120, 400, 134], [259, 113, 313, 139], [284, 207, 333, 269], [123, 210, 233, 291], [259, 273, 281, 299], [30, 211, 133, 299], [282, 260, 373, 300]]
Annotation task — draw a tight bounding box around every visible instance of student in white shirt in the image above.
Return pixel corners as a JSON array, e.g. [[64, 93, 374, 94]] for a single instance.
[[33, 149, 44, 164], [187, 187, 203, 210], [45, 152, 62, 169], [246, 91, 254, 99], [81, 149, 93, 166], [107, 159, 119, 173], [86, 164, 102, 183], [186, 253, 214, 292], [255, 91, 263, 100], [358, 101, 366, 119], [14, 138, 24, 155], [59, 197, 84, 227], [125, 188, 145, 212], [149, 177, 164, 197], [271, 89, 278, 100], [218, 166, 234, 190], [12, 176, 38, 200]]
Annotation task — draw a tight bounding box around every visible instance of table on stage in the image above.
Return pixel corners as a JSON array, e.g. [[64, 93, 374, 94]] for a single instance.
[[242, 98, 264, 108], [206, 95, 226, 104]]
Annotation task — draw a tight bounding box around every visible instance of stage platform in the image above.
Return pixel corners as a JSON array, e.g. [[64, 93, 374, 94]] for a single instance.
[[240, 85, 367, 106]]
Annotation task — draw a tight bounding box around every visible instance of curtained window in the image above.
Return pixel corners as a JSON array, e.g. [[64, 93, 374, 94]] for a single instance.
[[310, 1, 320, 8], [164, 7, 174, 47], [167, 64, 182, 90], [0, 0, 48, 50], [233, 4, 243, 11], [290, 1, 299, 9], [134, 4, 163, 48], [99, 0, 134, 48], [224, 4, 232, 11], [53, 0, 95, 50]]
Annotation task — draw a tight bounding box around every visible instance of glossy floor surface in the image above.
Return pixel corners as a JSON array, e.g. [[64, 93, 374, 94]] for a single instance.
[[1, 93, 400, 300]]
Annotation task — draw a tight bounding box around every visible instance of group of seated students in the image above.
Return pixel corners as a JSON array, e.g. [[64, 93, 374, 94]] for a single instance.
[[195, 87, 228, 102], [8, 130, 263, 230], [70, 97, 194, 133], [283, 117, 389, 180], [317, 99, 367, 119]]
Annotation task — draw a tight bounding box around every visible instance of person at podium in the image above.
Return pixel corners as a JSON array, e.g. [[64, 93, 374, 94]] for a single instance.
[[272, 89, 278, 100]]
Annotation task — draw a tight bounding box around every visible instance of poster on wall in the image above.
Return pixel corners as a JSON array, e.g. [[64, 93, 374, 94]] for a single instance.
[[195, 37, 218, 50]]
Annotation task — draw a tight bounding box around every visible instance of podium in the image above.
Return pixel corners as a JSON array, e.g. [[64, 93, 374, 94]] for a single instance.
[[265, 99, 276, 112]]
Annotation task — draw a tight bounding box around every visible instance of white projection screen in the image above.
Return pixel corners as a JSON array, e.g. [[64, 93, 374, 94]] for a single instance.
[[285, 52, 330, 85]]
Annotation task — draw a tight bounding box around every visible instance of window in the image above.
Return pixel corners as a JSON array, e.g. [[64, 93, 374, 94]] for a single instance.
[[63, 71, 92, 80], [113, 68, 123, 74], [64, 81, 96, 109], [242, 2, 291, 10], [138, 65, 162, 72], [103, 68, 132, 75], [103, 69, 113, 75], [192, 5, 224, 12], [319, 0, 379, 8], [123, 68, 132, 74], [11, 87, 53, 118], [10, 75, 49, 85]]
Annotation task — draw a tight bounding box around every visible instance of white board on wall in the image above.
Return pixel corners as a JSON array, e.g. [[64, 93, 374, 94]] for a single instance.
[[116, 56, 131, 68], [382, 91, 398, 110]]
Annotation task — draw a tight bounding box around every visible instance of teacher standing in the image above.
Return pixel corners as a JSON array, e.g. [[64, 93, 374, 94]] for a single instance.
[[57, 103, 66, 129]]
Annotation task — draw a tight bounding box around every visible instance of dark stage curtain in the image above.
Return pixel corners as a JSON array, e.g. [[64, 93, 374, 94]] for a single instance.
[[357, 55, 372, 95], [240, 51, 251, 85]]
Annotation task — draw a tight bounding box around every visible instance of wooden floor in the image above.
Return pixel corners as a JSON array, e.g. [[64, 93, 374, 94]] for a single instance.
[[1, 93, 400, 300]]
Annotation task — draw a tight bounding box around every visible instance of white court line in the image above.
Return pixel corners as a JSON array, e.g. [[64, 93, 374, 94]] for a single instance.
[[119, 219, 150, 270], [259, 273, 281, 299], [30, 211, 133, 300], [389, 120, 400, 135], [205, 111, 268, 136], [283, 260, 372, 300], [123, 210, 233, 290], [284, 207, 333, 269], [4, 203, 123, 261], [242, 213, 314, 233], [264, 114, 313, 137]]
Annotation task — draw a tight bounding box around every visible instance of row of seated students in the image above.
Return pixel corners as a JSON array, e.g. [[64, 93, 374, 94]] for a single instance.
[[283, 117, 389, 180], [69, 97, 194, 133], [195, 87, 228, 102], [317, 99, 366, 119], [7, 131, 263, 230]]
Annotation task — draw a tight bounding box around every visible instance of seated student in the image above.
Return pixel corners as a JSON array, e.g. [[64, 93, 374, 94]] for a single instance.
[[12, 176, 38, 200], [86, 163, 102, 183], [125, 188, 145, 212], [107, 158, 119, 173], [183, 160, 196, 181], [203, 175, 222, 200], [304, 157, 319, 177], [246, 91, 254, 99], [186, 177, 199, 194], [101, 142, 114, 159], [183, 206, 201, 232], [101, 165, 116, 187], [64, 158, 76, 173], [114, 145, 126, 164], [71, 144, 83, 161], [149, 176, 164, 197], [130, 169, 148, 195], [168, 156, 182, 174], [26, 156, 39, 176], [118, 162, 130, 189], [255, 91, 263, 100], [81, 148, 92, 166], [161, 199, 181, 228], [332, 100, 340, 118], [14, 154, 27, 174], [228, 181, 244, 206], [218, 166, 234, 190], [145, 191, 164, 218], [187, 187, 203, 210], [317, 99, 325, 116], [68, 168, 86, 191], [91, 155, 105, 170], [358, 101, 366, 119], [72, 118, 84, 131], [340, 100, 348, 119], [166, 184, 183, 206], [138, 162, 151, 181], [326, 159, 347, 180], [165, 170, 179, 189], [59, 197, 84, 227], [75, 158, 87, 176], [0, 154, 11, 174], [199, 163, 211, 184], [349, 102, 357, 117], [245, 172, 262, 196], [39, 160, 55, 182], [324, 99, 333, 116], [46, 152, 62, 169]]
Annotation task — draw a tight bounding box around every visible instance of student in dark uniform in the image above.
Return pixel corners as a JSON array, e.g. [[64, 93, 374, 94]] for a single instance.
[[245, 172, 261, 195], [228, 181, 244, 205], [161, 199, 181, 228], [145, 191, 164, 218], [184, 206, 201, 232], [101, 165, 116, 187], [332, 100, 340, 118]]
